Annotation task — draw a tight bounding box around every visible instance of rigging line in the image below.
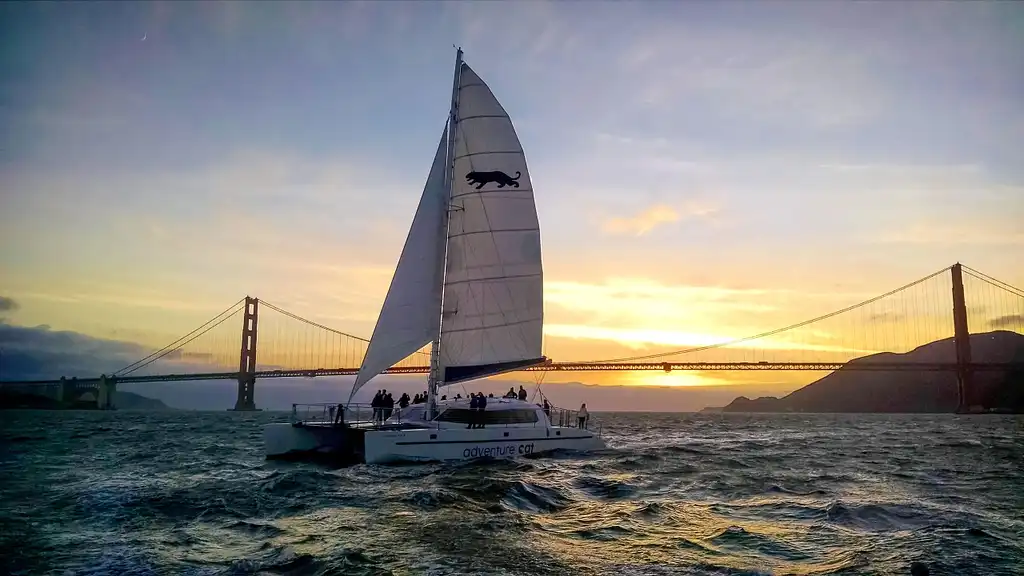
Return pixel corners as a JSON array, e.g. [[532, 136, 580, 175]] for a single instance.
[[115, 297, 246, 375], [962, 266, 1024, 297], [119, 308, 243, 376], [576, 265, 953, 364]]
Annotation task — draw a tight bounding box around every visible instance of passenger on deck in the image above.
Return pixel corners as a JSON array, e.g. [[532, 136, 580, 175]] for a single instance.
[[477, 393, 487, 428], [542, 398, 550, 418], [383, 391, 394, 420], [577, 403, 589, 429], [398, 393, 410, 409], [504, 387, 517, 399], [371, 391, 383, 422], [517, 385, 528, 401], [467, 393, 479, 429]]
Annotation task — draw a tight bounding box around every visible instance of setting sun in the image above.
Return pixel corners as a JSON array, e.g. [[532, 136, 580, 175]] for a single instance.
[[622, 371, 727, 388]]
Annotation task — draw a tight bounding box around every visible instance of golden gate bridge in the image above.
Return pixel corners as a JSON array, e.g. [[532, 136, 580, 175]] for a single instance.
[[3, 263, 1023, 413]]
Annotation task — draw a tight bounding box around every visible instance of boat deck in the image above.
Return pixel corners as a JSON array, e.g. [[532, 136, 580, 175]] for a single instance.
[[289, 402, 599, 434]]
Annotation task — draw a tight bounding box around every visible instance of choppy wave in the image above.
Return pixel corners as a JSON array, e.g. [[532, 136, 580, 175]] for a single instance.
[[1, 411, 1022, 575]]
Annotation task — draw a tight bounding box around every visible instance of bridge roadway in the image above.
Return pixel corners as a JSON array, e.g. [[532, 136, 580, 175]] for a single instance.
[[3, 361, 1022, 386]]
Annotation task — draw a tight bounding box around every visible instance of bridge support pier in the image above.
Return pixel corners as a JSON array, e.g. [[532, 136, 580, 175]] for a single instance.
[[232, 296, 260, 411], [57, 376, 75, 404], [97, 374, 116, 410], [951, 263, 975, 413]]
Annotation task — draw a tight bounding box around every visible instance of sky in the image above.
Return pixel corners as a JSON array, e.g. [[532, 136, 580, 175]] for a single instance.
[[1, 2, 1022, 406]]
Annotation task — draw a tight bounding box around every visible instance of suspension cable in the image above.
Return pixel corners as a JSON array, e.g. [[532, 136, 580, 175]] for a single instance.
[[575, 265, 952, 364], [115, 297, 246, 375], [260, 300, 431, 359], [117, 305, 244, 376], [963, 265, 1024, 297]]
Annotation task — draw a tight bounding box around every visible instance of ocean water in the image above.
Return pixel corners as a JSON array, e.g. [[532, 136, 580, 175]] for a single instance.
[[1, 411, 1022, 576]]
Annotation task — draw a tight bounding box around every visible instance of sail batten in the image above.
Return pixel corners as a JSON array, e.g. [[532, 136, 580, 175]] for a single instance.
[[349, 125, 450, 399]]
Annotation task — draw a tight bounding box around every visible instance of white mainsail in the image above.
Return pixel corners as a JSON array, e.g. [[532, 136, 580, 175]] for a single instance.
[[349, 125, 450, 399], [350, 54, 545, 399], [439, 62, 545, 384]]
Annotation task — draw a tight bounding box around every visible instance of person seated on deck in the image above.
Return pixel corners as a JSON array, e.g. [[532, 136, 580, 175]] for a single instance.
[[577, 403, 589, 429], [517, 386, 528, 401], [504, 387, 517, 399]]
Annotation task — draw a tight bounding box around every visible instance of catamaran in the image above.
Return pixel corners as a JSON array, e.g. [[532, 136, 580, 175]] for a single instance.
[[264, 49, 605, 464]]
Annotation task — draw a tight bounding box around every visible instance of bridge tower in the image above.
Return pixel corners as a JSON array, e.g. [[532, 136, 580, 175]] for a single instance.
[[232, 296, 259, 411], [950, 263, 974, 413]]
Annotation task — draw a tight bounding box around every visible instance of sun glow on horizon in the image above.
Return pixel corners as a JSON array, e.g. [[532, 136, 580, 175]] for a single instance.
[[623, 371, 726, 388], [543, 324, 879, 355]]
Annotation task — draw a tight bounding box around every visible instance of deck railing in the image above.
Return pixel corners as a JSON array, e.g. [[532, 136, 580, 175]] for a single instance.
[[288, 401, 601, 435], [546, 406, 600, 435], [290, 402, 413, 426]]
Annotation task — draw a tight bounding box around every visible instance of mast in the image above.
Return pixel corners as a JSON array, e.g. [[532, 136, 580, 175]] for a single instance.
[[426, 46, 463, 420]]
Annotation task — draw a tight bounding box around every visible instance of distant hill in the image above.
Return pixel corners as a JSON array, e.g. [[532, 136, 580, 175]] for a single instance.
[[0, 389, 171, 410], [720, 331, 1024, 414], [114, 391, 171, 410]]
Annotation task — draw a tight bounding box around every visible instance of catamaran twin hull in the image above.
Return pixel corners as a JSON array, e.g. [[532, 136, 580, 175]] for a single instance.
[[264, 399, 605, 464], [264, 421, 606, 465]]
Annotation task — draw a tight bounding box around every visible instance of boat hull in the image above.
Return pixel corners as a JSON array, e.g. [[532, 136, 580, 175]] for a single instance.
[[264, 422, 605, 464], [363, 426, 605, 464], [264, 422, 362, 461]]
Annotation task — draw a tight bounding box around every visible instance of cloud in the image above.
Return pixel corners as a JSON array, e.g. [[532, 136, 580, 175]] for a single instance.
[[0, 320, 271, 381], [990, 314, 1024, 329], [868, 312, 904, 323], [874, 223, 1024, 246], [601, 203, 717, 236], [0, 296, 18, 312], [0, 322, 148, 380], [544, 323, 873, 355], [540, 277, 893, 359]]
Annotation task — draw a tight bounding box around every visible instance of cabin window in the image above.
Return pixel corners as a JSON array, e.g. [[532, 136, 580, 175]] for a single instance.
[[434, 408, 539, 425]]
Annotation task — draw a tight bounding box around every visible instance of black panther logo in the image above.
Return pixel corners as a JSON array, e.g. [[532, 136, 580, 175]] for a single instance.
[[465, 170, 521, 190]]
